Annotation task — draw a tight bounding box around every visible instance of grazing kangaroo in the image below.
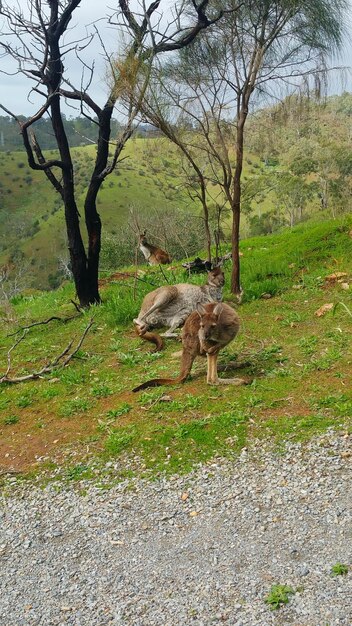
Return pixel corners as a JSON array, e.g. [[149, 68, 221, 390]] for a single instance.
[[139, 231, 171, 266], [133, 301, 245, 391], [134, 267, 225, 351]]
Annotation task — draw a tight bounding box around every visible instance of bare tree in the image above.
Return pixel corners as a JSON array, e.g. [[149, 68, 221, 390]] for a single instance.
[[0, 261, 30, 303], [0, 0, 221, 306]]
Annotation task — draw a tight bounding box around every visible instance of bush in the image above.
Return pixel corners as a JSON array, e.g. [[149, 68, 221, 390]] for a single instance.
[[249, 209, 286, 236], [100, 205, 206, 270]]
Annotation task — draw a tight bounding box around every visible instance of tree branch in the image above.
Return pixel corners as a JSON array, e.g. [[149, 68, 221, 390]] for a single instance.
[[0, 319, 94, 384]]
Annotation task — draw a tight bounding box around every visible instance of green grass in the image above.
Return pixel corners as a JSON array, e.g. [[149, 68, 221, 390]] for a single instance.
[[3, 415, 20, 425], [0, 140, 191, 290], [331, 563, 349, 577], [103, 407, 249, 474], [0, 215, 351, 484]]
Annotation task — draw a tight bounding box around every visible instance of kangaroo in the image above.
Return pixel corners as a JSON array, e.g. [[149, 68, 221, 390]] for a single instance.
[[133, 301, 245, 391], [134, 267, 225, 351], [139, 231, 171, 266]]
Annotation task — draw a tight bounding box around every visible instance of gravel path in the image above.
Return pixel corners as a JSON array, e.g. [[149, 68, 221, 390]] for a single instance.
[[1, 431, 352, 626]]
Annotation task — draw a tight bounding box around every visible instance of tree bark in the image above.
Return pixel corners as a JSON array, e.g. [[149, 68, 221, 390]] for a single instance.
[[83, 103, 115, 305], [46, 10, 101, 307], [230, 109, 247, 295]]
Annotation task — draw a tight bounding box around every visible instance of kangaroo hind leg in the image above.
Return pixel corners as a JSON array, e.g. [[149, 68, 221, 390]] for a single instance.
[[207, 353, 219, 385], [139, 291, 175, 323]]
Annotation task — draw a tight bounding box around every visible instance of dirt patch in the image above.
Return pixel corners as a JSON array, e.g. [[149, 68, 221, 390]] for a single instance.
[[0, 412, 100, 473]]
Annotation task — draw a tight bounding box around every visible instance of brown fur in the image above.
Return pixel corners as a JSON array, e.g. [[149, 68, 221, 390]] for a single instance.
[[134, 267, 224, 351], [139, 231, 171, 266], [133, 302, 245, 391]]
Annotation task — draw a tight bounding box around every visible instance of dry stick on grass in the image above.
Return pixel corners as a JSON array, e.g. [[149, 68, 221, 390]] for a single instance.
[[71, 299, 83, 313], [158, 263, 170, 284], [7, 313, 81, 337], [2, 330, 28, 381], [0, 319, 94, 384]]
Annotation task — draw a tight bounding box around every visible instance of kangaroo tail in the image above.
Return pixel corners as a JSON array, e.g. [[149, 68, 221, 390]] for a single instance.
[[132, 378, 175, 392], [135, 326, 164, 352], [132, 374, 187, 393]]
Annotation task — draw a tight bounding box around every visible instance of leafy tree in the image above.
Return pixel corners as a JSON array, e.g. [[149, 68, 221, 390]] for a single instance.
[[150, 0, 347, 294], [214, 0, 347, 293], [273, 172, 316, 226]]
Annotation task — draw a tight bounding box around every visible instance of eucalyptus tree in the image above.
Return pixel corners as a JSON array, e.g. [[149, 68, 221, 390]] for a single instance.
[[140, 0, 347, 295], [0, 0, 221, 306], [213, 0, 347, 293]]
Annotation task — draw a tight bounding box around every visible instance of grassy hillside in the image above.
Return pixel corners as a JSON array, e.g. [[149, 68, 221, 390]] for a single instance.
[[0, 139, 191, 289], [1, 217, 351, 485], [1, 93, 352, 291]]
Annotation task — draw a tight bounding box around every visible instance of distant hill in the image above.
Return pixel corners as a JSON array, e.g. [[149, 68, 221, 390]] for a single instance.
[[1, 93, 352, 291], [0, 137, 196, 290], [0, 115, 159, 151]]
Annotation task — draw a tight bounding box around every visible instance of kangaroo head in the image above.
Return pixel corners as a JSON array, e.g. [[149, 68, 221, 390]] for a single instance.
[[196, 302, 223, 340], [139, 230, 147, 244], [207, 266, 225, 288]]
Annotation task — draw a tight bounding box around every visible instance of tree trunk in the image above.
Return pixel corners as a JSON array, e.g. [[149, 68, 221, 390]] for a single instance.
[[83, 104, 114, 305], [203, 201, 212, 263], [47, 30, 100, 307], [230, 109, 246, 295]]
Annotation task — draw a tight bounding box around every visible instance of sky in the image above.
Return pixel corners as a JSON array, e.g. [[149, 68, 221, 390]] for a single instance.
[[0, 0, 352, 119], [0, 2, 124, 117]]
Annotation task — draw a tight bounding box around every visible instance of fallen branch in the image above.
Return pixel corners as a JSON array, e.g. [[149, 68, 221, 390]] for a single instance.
[[71, 299, 83, 313], [7, 313, 80, 337], [158, 263, 170, 284], [2, 331, 27, 380], [0, 319, 94, 384]]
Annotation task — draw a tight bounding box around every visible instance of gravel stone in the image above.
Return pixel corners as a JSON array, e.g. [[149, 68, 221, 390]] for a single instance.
[[1, 431, 352, 625]]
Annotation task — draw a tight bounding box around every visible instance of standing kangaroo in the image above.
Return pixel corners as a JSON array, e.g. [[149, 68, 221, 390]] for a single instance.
[[134, 267, 225, 351], [139, 231, 171, 266], [133, 302, 245, 391]]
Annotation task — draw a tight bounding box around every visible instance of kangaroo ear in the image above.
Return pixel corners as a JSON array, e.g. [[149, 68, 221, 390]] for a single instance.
[[213, 303, 223, 317], [196, 302, 206, 316]]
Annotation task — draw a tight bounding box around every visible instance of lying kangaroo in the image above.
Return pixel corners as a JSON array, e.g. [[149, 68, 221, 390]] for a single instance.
[[133, 301, 245, 391], [139, 231, 171, 266], [134, 267, 225, 351]]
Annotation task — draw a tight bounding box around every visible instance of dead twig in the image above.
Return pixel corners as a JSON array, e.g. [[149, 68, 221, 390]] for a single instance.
[[0, 319, 94, 384], [2, 331, 27, 381], [158, 263, 170, 284], [62, 319, 93, 366], [71, 299, 83, 313], [133, 240, 140, 301], [7, 313, 80, 337]]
